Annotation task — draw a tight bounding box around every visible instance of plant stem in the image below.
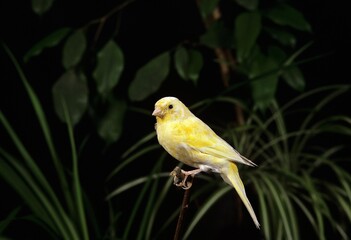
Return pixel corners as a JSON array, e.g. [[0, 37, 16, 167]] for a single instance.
[[174, 185, 192, 240]]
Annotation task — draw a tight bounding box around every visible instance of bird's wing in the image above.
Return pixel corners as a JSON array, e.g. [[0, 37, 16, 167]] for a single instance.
[[181, 116, 256, 167]]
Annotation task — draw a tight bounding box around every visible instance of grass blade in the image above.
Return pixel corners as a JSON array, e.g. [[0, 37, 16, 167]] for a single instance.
[[61, 98, 89, 240], [183, 186, 230, 240], [2, 43, 73, 212]]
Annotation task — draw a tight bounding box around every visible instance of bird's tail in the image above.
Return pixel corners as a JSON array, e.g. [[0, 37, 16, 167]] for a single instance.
[[220, 162, 260, 229]]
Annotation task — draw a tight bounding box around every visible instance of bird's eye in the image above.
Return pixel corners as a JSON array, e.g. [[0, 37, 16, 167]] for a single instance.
[[168, 104, 173, 109]]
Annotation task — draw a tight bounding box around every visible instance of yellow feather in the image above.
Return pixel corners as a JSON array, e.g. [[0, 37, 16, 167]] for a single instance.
[[153, 96, 260, 228]]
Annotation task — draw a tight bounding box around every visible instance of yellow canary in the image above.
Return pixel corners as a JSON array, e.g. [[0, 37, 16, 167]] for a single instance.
[[152, 96, 260, 229]]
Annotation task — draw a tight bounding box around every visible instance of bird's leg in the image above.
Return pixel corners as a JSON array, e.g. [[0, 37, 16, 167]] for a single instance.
[[170, 167, 203, 190], [179, 169, 202, 189]]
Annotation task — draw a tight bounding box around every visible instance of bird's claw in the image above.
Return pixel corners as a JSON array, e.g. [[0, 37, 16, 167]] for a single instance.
[[170, 167, 193, 190]]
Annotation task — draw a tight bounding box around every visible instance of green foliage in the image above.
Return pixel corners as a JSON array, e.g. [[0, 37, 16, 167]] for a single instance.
[[31, 0, 54, 16], [62, 30, 87, 70], [23, 28, 71, 62], [97, 98, 127, 144], [128, 51, 170, 101], [93, 40, 124, 97], [1, 1, 350, 240], [235, 11, 261, 63], [1, 45, 87, 239], [174, 46, 203, 84], [52, 70, 89, 125]]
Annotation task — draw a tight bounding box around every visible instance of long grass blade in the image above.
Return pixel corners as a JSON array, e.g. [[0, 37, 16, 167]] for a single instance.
[[259, 174, 293, 240], [183, 186, 231, 240], [251, 175, 270, 239], [61, 98, 89, 240], [302, 173, 325, 240], [0, 152, 73, 239], [107, 144, 160, 180], [2, 43, 73, 211], [122, 153, 166, 239], [0, 113, 79, 239], [122, 131, 156, 158], [106, 173, 169, 200]]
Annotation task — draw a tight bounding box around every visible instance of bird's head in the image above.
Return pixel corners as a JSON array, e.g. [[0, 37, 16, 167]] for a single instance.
[[152, 97, 191, 121]]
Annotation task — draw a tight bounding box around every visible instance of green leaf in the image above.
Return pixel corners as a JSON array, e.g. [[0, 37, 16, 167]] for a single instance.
[[174, 47, 188, 80], [282, 66, 305, 92], [52, 70, 89, 125], [93, 40, 124, 97], [235, 11, 261, 63], [128, 52, 170, 101], [188, 49, 204, 85], [250, 50, 279, 110], [198, 0, 220, 17], [200, 21, 233, 48], [174, 47, 203, 84], [235, 0, 258, 10], [265, 27, 296, 47], [268, 46, 287, 65], [24, 28, 71, 62], [97, 98, 127, 143], [62, 30, 87, 69], [31, 0, 54, 15], [265, 4, 311, 32]]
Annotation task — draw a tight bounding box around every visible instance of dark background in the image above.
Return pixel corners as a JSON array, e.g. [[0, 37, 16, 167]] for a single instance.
[[1, 0, 350, 239]]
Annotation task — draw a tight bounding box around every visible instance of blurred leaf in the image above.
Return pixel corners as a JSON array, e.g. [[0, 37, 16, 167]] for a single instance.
[[198, 0, 219, 17], [93, 40, 124, 97], [128, 51, 170, 101], [235, 11, 261, 63], [200, 21, 233, 48], [98, 98, 127, 143], [268, 46, 287, 65], [174, 47, 188, 80], [0, 207, 21, 233], [174, 47, 203, 84], [31, 0, 54, 15], [235, 0, 258, 10], [282, 66, 305, 92], [52, 70, 89, 125], [265, 4, 311, 32], [62, 30, 87, 69], [187, 49, 204, 84], [265, 27, 296, 47], [250, 50, 279, 110], [24, 28, 71, 62]]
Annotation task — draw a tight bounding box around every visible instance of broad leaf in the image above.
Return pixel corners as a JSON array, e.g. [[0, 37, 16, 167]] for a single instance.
[[31, 0, 54, 15], [282, 66, 305, 92], [24, 28, 71, 62], [128, 52, 170, 101], [174, 47, 203, 84], [265, 4, 311, 32], [187, 49, 204, 84], [250, 49, 279, 110], [52, 70, 88, 125], [97, 98, 127, 143], [62, 30, 87, 69], [174, 47, 188, 80], [235, 0, 258, 10], [93, 40, 124, 97], [235, 11, 261, 63], [265, 27, 296, 47]]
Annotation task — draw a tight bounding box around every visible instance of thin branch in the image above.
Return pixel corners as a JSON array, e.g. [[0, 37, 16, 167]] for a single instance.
[[173, 184, 192, 240]]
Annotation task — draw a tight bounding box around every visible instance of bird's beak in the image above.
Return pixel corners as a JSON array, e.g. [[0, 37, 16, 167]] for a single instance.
[[152, 107, 163, 118]]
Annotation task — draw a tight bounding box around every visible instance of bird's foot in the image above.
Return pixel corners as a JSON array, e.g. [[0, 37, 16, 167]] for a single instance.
[[170, 167, 202, 190]]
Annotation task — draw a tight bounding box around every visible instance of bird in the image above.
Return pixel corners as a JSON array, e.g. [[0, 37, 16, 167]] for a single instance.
[[152, 96, 260, 229]]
